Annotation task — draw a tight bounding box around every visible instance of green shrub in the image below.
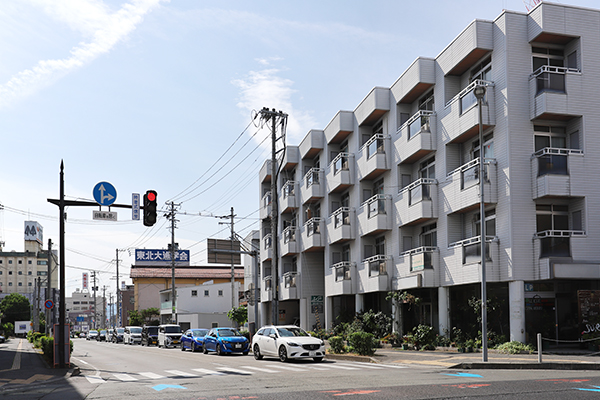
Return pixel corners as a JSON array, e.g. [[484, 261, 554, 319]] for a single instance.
[[328, 336, 346, 354], [496, 341, 535, 354], [412, 325, 436, 350], [40, 336, 74, 364], [347, 332, 376, 356]]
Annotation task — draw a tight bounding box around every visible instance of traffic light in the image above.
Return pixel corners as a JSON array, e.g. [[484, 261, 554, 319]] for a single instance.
[[143, 190, 157, 226]]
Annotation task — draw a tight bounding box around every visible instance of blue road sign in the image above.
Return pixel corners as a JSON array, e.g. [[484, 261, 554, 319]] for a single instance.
[[45, 300, 54, 309], [93, 182, 117, 206]]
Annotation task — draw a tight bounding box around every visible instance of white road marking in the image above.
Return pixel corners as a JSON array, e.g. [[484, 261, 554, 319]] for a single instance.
[[266, 364, 311, 372], [165, 369, 199, 377], [84, 375, 106, 384], [335, 362, 385, 369], [217, 367, 253, 375], [138, 372, 165, 379], [191, 368, 224, 376], [113, 373, 138, 381], [323, 364, 359, 370], [238, 365, 280, 373]]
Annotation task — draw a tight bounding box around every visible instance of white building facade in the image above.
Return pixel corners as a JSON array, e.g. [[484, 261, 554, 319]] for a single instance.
[[258, 2, 600, 343]]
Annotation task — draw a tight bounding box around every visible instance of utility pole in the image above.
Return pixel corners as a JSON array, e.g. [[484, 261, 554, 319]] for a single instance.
[[92, 271, 97, 330], [231, 207, 235, 310], [33, 277, 39, 332], [115, 249, 120, 328], [165, 202, 180, 325], [109, 292, 113, 329], [46, 239, 52, 335], [259, 108, 288, 325], [102, 286, 106, 329]]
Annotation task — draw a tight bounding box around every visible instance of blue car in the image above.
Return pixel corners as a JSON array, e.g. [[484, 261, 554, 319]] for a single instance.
[[181, 328, 209, 352], [203, 327, 249, 355]]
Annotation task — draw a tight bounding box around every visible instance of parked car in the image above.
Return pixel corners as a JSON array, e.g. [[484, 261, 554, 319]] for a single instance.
[[203, 327, 249, 356], [181, 328, 209, 352], [123, 326, 143, 345], [111, 327, 125, 343], [142, 326, 159, 346], [79, 332, 87, 338], [252, 325, 325, 362], [107, 328, 114, 341], [87, 330, 98, 341], [158, 324, 182, 348], [96, 330, 107, 341], [0, 335, 5, 343]]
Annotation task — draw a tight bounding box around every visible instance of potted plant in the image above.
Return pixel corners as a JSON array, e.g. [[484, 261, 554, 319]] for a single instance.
[[465, 339, 475, 353]]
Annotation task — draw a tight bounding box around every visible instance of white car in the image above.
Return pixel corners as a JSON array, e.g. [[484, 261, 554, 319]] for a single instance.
[[157, 324, 182, 348], [252, 325, 325, 362], [123, 326, 143, 345]]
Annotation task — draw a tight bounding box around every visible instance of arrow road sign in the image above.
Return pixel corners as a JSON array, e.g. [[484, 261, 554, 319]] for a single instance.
[[93, 182, 117, 206]]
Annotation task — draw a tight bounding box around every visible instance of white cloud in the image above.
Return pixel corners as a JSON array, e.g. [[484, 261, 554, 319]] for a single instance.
[[232, 65, 317, 148], [0, 0, 166, 109]]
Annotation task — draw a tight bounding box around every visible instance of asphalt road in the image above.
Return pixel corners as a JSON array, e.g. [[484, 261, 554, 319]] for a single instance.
[[3, 338, 600, 399]]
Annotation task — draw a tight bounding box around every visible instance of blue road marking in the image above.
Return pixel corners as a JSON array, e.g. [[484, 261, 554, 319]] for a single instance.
[[575, 386, 600, 392], [442, 372, 483, 378], [152, 384, 187, 391]]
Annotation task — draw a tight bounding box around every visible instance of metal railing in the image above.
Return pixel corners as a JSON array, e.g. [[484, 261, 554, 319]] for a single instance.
[[304, 168, 323, 188], [283, 271, 298, 288], [282, 181, 296, 198], [360, 133, 387, 159], [533, 147, 583, 177], [332, 207, 351, 228], [362, 194, 390, 218], [400, 110, 434, 140], [305, 217, 322, 237], [263, 234, 272, 249], [283, 226, 297, 243], [398, 178, 436, 205], [331, 152, 351, 175], [445, 79, 494, 109], [530, 65, 580, 95], [331, 261, 353, 282], [363, 254, 390, 277]]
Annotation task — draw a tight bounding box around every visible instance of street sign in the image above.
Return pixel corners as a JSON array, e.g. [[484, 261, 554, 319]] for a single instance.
[[93, 210, 117, 221], [45, 300, 54, 309], [93, 181, 117, 206], [132, 193, 140, 220]]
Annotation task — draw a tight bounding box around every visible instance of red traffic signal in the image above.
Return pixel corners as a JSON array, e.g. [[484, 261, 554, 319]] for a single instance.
[[143, 190, 157, 226]]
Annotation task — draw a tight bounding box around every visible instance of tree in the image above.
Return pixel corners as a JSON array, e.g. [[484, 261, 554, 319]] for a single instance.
[[141, 308, 160, 325], [227, 305, 248, 327], [0, 293, 30, 324], [128, 310, 144, 326]]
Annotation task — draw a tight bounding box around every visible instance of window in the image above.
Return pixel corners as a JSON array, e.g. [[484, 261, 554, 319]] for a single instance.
[[419, 90, 435, 111], [204, 290, 209, 297], [191, 290, 197, 297], [475, 209, 496, 237], [536, 204, 569, 232], [28, 260, 32, 264], [532, 47, 564, 71], [73, 301, 80, 305], [28, 271, 32, 275], [218, 290, 223, 297], [0, 271, 2, 275], [28, 282, 32, 286], [18, 282, 22, 286], [8, 271, 12, 275], [471, 56, 492, 82], [8, 260, 12, 264], [18, 260, 22, 264], [375, 236, 385, 256], [472, 133, 494, 160], [420, 223, 437, 247], [8, 282, 12, 286], [532, 47, 568, 93], [18, 271, 22, 275]]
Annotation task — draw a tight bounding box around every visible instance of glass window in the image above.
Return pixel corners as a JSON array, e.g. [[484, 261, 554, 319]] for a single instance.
[[420, 223, 437, 247], [536, 204, 569, 232], [471, 56, 492, 82], [418, 90, 434, 111], [204, 290, 209, 297], [191, 290, 197, 297], [475, 209, 496, 237]]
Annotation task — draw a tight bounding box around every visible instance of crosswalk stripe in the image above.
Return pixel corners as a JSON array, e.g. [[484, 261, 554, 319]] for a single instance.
[[266, 364, 310, 372], [238, 366, 280, 373], [335, 362, 384, 369], [217, 367, 253, 375], [324, 364, 359, 370], [85, 375, 105, 384], [165, 370, 199, 377], [192, 368, 224, 376], [377, 363, 408, 369], [303, 365, 331, 371], [138, 372, 165, 379], [113, 373, 137, 381]]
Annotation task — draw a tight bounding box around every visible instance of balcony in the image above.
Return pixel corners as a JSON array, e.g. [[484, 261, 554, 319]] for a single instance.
[[259, 159, 272, 184], [326, 152, 354, 193], [327, 207, 355, 244], [442, 159, 497, 214], [396, 110, 436, 164], [358, 195, 392, 236], [280, 272, 299, 300], [324, 110, 354, 144], [261, 276, 273, 302], [531, 148, 585, 199], [301, 168, 324, 204], [529, 66, 582, 120], [261, 234, 273, 262], [160, 300, 177, 313], [443, 80, 495, 144], [281, 146, 299, 170], [300, 129, 324, 159], [355, 87, 390, 126], [260, 191, 272, 220], [280, 226, 298, 256], [280, 181, 298, 213], [437, 19, 493, 76], [396, 178, 438, 227], [357, 134, 391, 180], [533, 230, 587, 280], [301, 218, 325, 251], [360, 255, 390, 293], [395, 247, 439, 288], [329, 262, 354, 295], [446, 236, 500, 284], [390, 57, 435, 104]]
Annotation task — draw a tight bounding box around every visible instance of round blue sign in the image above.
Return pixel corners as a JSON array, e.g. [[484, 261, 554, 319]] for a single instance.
[[45, 300, 54, 309], [93, 181, 117, 206]]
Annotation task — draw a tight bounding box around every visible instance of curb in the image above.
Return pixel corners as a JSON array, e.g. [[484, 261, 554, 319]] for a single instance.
[[452, 362, 600, 370], [325, 354, 378, 363]]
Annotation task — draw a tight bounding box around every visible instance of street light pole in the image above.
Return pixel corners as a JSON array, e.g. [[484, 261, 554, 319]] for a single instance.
[[474, 84, 488, 362]]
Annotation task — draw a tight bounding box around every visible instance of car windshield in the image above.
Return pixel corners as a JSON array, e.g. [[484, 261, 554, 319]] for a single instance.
[[165, 326, 181, 333], [218, 329, 241, 337], [130, 327, 142, 333], [191, 329, 208, 337], [100, 330, 107, 334], [147, 327, 159, 334], [89, 330, 98, 334], [116, 328, 124, 334], [277, 327, 310, 337]]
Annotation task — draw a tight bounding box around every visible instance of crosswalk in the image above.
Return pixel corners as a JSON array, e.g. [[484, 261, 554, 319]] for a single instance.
[[82, 361, 407, 384]]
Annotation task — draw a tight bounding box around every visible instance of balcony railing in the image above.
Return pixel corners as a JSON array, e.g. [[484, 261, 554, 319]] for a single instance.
[[304, 168, 322, 188], [283, 271, 298, 288], [160, 301, 176, 311], [531, 65, 580, 96], [447, 158, 493, 190], [305, 217, 322, 237], [332, 152, 351, 175], [533, 147, 583, 177], [449, 236, 496, 264], [363, 254, 390, 277], [263, 276, 272, 291], [534, 230, 585, 258], [332, 207, 351, 228], [363, 194, 389, 218], [400, 110, 434, 140], [283, 226, 296, 244], [331, 261, 352, 282], [398, 178, 436, 206], [400, 246, 437, 271], [263, 234, 272, 249], [361, 133, 386, 159], [262, 191, 272, 207], [283, 181, 296, 198], [445, 79, 494, 110]]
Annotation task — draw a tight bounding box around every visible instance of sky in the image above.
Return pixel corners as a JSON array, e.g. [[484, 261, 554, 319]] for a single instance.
[[1, 0, 597, 299]]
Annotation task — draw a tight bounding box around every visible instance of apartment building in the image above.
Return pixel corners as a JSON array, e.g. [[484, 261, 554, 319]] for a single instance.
[[258, 2, 600, 343]]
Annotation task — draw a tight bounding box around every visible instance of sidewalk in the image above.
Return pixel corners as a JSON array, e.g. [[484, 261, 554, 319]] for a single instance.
[[0, 338, 76, 391], [326, 346, 600, 370]]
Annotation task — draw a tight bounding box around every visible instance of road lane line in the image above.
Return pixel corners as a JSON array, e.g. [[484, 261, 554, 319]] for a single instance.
[[11, 339, 23, 370]]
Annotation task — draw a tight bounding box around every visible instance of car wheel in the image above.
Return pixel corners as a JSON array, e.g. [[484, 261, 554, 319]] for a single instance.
[[216, 344, 223, 356], [243, 351, 248, 356], [181, 342, 185, 351], [278, 346, 288, 362], [192, 343, 197, 352], [203, 345, 208, 354], [313, 357, 324, 362], [253, 344, 263, 360]]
